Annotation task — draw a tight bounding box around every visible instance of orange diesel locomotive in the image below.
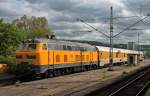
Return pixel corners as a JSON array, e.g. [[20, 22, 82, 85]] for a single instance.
[[16, 38, 98, 78], [16, 38, 143, 78]]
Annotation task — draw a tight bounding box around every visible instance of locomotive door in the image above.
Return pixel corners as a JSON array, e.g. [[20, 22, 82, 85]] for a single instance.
[[97, 51, 100, 67], [80, 51, 83, 71], [90, 52, 93, 66]]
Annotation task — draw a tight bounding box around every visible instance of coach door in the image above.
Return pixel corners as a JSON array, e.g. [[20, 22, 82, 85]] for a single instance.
[[128, 54, 137, 65]]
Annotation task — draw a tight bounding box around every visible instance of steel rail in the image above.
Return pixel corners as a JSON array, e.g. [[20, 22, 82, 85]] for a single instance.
[[108, 70, 150, 96], [136, 81, 150, 96]]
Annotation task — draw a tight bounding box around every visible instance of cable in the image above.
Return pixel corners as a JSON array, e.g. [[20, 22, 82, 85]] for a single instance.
[[77, 18, 110, 38], [113, 16, 149, 37]]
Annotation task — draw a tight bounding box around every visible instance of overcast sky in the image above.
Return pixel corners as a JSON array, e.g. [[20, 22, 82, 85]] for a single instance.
[[1, 0, 150, 44]]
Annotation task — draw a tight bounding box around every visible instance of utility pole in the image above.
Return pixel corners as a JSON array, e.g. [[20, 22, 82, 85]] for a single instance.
[[108, 6, 114, 71], [137, 32, 140, 64], [138, 32, 139, 51]]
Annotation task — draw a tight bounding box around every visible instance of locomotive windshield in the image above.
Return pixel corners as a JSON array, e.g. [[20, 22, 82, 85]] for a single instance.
[[20, 43, 37, 50]]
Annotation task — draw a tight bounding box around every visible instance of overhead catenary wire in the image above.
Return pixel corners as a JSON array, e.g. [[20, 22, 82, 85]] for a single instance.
[[77, 18, 110, 38], [113, 15, 150, 37], [77, 15, 149, 38]]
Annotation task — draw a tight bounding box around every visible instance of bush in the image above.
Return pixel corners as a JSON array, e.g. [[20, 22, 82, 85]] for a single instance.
[[0, 56, 16, 73]]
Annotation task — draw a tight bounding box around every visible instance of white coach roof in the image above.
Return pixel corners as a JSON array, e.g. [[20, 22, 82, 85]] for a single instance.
[[96, 46, 141, 54]]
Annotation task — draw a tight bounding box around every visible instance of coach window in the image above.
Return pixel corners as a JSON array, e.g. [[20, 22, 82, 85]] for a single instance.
[[86, 55, 89, 61], [116, 53, 119, 58], [42, 44, 47, 50], [100, 52, 103, 58], [82, 55, 85, 61]]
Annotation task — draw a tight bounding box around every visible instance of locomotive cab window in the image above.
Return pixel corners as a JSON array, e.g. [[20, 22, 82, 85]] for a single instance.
[[42, 44, 47, 50], [21, 43, 37, 50]]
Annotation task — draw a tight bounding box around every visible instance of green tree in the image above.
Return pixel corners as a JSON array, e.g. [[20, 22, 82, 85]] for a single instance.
[[0, 19, 27, 56], [0, 18, 28, 73]]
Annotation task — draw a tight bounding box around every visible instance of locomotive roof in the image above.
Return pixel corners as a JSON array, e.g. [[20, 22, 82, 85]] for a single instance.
[[26, 38, 95, 48], [25, 38, 143, 54]]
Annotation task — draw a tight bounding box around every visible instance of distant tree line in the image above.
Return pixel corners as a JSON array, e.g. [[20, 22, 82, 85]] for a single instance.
[[12, 15, 55, 38]]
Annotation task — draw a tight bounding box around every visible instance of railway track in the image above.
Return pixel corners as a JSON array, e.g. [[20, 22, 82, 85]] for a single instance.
[[86, 67, 150, 96], [108, 69, 150, 96]]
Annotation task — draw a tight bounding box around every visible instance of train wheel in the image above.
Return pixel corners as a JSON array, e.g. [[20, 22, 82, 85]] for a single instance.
[[71, 67, 74, 73], [42, 71, 50, 78]]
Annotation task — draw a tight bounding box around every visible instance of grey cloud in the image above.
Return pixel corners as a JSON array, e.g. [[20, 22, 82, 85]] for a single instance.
[[0, 9, 20, 17], [1, 0, 150, 44], [25, 0, 44, 4]]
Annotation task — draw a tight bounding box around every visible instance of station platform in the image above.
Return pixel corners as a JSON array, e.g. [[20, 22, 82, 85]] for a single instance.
[[0, 60, 150, 96]]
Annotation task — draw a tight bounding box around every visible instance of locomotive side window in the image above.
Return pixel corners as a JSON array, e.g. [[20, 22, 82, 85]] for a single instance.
[[64, 55, 67, 62], [56, 55, 60, 62]]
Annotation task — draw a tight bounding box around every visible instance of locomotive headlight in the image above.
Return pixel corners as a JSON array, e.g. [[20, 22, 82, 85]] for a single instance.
[[26, 55, 36, 59], [16, 55, 22, 59], [16, 62, 21, 65], [28, 61, 33, 65]]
